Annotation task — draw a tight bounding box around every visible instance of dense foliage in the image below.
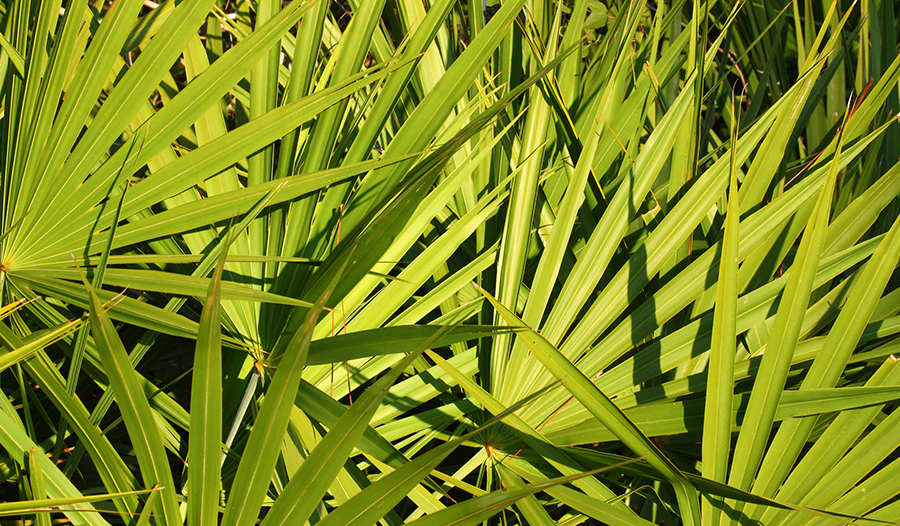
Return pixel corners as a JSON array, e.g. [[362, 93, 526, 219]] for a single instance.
[[1, 0, 899, 524]]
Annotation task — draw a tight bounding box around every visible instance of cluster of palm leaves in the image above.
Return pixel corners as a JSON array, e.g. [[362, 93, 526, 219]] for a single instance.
[[1, 0, 899, 524]]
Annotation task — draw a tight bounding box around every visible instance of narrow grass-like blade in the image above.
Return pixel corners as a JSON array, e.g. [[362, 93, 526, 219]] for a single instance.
[[188, 236, 228, 526], [0, 318, 81, 372], [701, 98, 741, 524], [0, 488, 157, 517], [83, 280, 181, 524], [28, 447, 50, 526]]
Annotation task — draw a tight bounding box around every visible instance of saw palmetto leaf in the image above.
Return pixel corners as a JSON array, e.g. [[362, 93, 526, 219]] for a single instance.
[[1, 1, 899, 525]]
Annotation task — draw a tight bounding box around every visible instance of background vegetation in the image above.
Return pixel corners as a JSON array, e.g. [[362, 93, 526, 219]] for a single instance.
[[1, 0, 899, 524]]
